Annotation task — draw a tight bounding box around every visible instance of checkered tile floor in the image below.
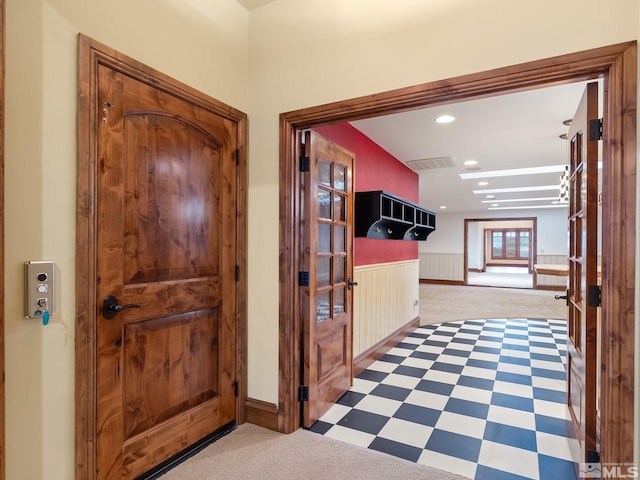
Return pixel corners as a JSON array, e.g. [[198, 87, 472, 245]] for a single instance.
[[309, 318, 579, 480]]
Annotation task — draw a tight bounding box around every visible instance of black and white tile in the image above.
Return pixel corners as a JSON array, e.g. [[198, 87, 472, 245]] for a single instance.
[[310, 318, 578, 480]]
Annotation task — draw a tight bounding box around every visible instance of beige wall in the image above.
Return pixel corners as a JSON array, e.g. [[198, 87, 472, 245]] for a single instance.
[[4, 0, 640, 478], [5, 1, 248, 478]]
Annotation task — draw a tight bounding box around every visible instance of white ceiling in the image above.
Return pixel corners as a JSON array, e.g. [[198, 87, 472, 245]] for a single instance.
[[350, 81, 592, 213]]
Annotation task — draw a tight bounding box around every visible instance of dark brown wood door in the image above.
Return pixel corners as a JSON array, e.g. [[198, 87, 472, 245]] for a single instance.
[[301, 131, 354, 428], [566, 81, 599, 463], [96, 64, 237, 479]]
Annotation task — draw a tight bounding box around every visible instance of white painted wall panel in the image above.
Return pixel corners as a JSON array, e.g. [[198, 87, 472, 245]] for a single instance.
[[353, 260, 420, 356], [419, 253, 465, 282], [536, 254, 569, 288]]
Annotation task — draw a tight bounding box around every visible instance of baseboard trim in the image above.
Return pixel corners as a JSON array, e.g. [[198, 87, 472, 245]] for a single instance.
[[419, 279, 465, 286], [246, 398, 279, 431], [467, 268, 483, 273], [353, 317, 420, 377]]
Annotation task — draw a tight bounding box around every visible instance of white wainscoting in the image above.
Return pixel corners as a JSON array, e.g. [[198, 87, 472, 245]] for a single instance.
[[535, 254, 568, 288], [418, 253, 464, 282], [353, 260, 420, 357]]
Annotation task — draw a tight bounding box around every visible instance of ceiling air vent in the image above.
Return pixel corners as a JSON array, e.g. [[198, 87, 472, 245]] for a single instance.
[[406, 156, 457, 171]]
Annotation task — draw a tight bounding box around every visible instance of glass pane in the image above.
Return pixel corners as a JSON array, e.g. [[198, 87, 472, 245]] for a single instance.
[[317, 290, 330, 323], [520, 233, 529, 258], [334, 164, 346, 191], [492, 233, 502, 257], [319, 162, 331, 186], [573, 168, 583, 214], [570, 222, 579, 257], [318, 256, 331, 287], [334, 225, 345, 253], [334, 256, 345, 284], [333, 287, 345, 316], [575, 218, 582, 258], [580, 169, 586, 212], [574, 263, 582, 304], [333, 193, 346, 222], [505, 232, 517, 257], [318, 223, 331, 253], [318, 188, 331, 219]]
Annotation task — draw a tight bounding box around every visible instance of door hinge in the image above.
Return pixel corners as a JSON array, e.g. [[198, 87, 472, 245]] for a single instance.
[[299, 156, 310, 172], [234, 381, 239, 397], [235, 148, 240, 166], [589, 118, 603, 141], [298, 385, 309, 402], [588, 285, 601, 307], [298, 271, 309, 287], [235, 265, 240, 282]]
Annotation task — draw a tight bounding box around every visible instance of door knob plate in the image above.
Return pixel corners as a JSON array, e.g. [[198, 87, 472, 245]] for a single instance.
[[103, 295, 141, 319]]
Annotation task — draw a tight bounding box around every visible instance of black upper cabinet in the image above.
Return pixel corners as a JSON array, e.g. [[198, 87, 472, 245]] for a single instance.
[[355, 191, 436, 241]]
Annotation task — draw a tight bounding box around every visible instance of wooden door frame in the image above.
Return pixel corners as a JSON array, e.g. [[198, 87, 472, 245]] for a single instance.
[[75, 35, 248, 480], [0, 0, 5, 478], [279, 42, 637, 465], [463, 217, 537, 285]]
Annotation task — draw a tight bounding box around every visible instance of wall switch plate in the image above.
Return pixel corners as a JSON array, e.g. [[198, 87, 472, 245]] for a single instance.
[[24, 261, 56, 319]]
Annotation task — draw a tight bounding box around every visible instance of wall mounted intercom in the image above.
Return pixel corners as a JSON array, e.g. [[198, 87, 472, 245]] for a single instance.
[[24, 260, 56, 324]]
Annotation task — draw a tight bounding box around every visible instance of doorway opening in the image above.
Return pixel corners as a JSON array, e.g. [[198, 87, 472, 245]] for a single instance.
[[278, 42, 636, 466], [464, 218, 537, 289]]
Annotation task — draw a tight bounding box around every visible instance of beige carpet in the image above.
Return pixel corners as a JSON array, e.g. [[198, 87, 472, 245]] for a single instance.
[[160, 423, 467, 480], [419, 283, 567, 325]]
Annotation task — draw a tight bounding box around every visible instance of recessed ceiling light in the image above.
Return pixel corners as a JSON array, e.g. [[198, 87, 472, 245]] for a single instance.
[[473, 185, 561, 194], [478, 181, 489, 186], [485, 195, 496, 199], [435, 115, 455, 124], [459, 164, 566, 180], [463, 160, 478, 166], [491, 204, 499, 207], [439, 205, 447, 209]]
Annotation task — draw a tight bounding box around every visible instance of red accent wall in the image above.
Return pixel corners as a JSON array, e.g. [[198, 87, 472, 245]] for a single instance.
[[313, 123, 419, 266]]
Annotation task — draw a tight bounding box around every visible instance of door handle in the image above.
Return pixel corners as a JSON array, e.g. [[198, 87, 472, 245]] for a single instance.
[[103, 295, 141, 319], [347, 278, 359, 290], [554, 292, 569, 306]]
